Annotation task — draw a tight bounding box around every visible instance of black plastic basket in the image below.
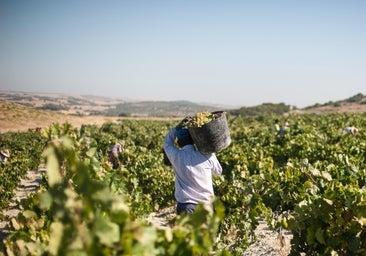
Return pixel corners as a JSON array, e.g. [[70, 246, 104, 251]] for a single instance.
[[188, 111, 231, 154]]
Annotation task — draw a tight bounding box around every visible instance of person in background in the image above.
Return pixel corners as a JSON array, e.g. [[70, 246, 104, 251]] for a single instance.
[[344, 126, 358, 135], [108, 140, 125, 169], [163, 121, 223, 215], [274, 119, 281, 135], [275, 119, 290, 138], [0, 149, 10, 162]]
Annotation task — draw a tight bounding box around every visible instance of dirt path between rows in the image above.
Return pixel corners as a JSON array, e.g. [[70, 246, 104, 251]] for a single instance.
[[147, 206, 293, 256], [241, 221, 292, 256], [0, 168, 44, 242]]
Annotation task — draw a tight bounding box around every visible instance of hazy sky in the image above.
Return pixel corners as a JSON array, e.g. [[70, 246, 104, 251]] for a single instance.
[[0, 0, 365, 108]]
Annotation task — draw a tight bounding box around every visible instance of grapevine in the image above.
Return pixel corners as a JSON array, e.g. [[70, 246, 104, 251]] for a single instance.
[[1, 113, 366, 255]]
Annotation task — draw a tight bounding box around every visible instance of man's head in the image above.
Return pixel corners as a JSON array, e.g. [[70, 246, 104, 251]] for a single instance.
[[176, 128, 194, 148]]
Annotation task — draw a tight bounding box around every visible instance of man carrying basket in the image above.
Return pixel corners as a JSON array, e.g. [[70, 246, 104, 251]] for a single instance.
[[163, 118, 223, 215]]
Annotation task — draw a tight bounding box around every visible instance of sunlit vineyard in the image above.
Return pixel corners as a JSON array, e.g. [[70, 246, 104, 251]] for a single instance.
[[0, 113, 366, 255]]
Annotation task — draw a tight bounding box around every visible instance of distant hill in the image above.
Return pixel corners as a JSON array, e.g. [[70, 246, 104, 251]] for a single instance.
[[227, 93, 366, 116], [300, 93, 366, 114], [0, 90, 222, 117], [0, 90, 365, 118], [228, 102, 293, 116], [102, 100, 220, 117]]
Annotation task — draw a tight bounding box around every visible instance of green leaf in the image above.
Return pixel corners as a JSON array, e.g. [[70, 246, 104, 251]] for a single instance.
[[49, 222, 64, 255], [46, 149, 62, 186], [25, 242, 42, 255], [86, 147, 97, 157], [15, 240, 28, 256], [321, 171, 332, 181], [323, 198, 333, 205], [39, 191, 52, 210], [94, 216, 120, 246], [132, 225, 158, 255], [11, 218, 21, 230], [165, 228, 173, 242], [136, 225, 157, 244], [22, 210, 37, 219], [310, 168, 321, 177], [306, 227, 315, 244], [298, 200, 308, 208], [357, 217, 366, 226], [91, 187, 115, 204], [315, 228, 325, 244]]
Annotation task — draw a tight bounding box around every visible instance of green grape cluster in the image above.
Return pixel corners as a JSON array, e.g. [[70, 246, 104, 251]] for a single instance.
[[186, 112, 216, 128]]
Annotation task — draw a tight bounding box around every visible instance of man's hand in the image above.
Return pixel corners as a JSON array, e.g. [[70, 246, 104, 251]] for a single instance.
[[175, 116, 191, 130]]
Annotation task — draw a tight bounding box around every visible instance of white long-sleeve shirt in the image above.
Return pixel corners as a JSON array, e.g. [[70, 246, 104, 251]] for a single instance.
[[163, 128, 223, 204]]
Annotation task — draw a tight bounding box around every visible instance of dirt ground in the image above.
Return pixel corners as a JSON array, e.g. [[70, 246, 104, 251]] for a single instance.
[[0, 169, 44, 241], [0, 106, 121, 133], [147, 206, 292, 256]]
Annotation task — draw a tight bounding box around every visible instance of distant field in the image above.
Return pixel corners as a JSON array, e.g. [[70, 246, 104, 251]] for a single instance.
[[0, 100, 181, 133], [0, 100, 119, 133]]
